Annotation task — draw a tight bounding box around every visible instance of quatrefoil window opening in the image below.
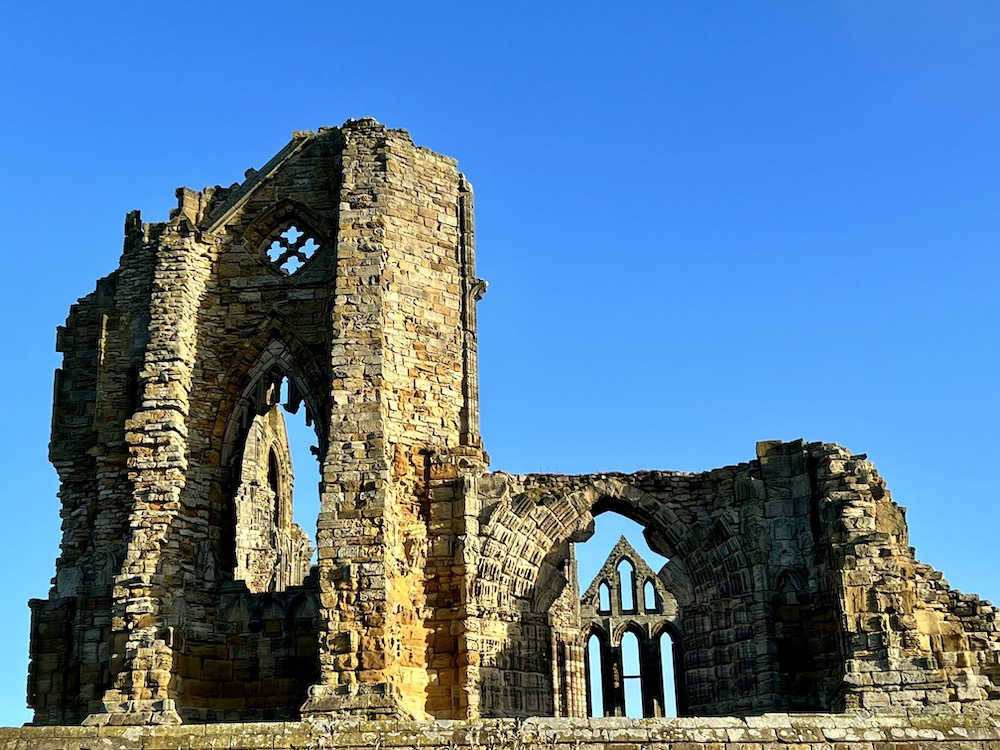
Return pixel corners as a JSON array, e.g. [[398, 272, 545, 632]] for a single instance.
[[264, 225, 320, 275]]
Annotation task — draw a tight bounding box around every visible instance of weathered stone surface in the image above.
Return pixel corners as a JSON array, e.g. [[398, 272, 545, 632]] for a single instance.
[[8, 715, 1000, 749], [26, 119, 1000, 730]]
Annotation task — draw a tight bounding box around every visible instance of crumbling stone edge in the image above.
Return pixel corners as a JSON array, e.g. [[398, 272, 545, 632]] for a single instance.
[[5, 712, 1000, 749]]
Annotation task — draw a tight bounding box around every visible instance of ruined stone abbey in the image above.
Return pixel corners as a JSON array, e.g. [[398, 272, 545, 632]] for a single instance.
[[27, 119, 1000, 737]]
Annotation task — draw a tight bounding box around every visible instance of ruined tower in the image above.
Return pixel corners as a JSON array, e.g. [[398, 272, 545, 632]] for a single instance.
[[30, 119, 1000, 729], [30, 119, 488, 724]]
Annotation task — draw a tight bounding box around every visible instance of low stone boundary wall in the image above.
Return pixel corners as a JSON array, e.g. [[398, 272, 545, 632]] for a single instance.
[[5, 714, 1000, 750]]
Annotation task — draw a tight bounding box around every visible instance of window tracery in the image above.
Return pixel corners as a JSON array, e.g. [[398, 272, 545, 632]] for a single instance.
[[580, 536, 684, 717], [263, 224, 321, 275]]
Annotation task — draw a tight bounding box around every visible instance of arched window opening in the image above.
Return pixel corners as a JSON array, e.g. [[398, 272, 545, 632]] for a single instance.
[[621, 630, 643, 718], [575, 512, 668, 602], [644, 579, 657, 612], [585, 633, 605, 717], [598, 582, 611, 613], [617, 559, 636, 612], [231, 371, 320, 593], [659, 630, 679, 717], [278, 377, 321, 564], [267, 448, 279, 495], [576, 512, 681, 719]]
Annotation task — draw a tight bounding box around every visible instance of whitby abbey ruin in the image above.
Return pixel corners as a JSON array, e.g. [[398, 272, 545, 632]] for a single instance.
[[18, 119, 1000, 749]]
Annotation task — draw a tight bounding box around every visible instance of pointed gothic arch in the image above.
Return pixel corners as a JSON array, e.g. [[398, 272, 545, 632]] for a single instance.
[[218, 334, 329, 474], [473, 474, 756, 717], [584, 625, 610, 717], [210, 320, 330, 592]]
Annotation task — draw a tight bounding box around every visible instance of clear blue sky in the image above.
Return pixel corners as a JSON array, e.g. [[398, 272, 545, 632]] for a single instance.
[[1, 1, 998, 726]]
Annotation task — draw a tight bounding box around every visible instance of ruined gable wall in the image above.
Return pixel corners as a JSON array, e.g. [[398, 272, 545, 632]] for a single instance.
[[31, 127, 349, 725], [162, 131, 343, 722], [469, 441, 866, 718], [30, 211, 161, 724], [815, 444, 1000, 713], [31, 120, 485, 724], [471, 468, 782, 717], [190, 128, 340, 583], [186, 132, 341, 568], [469, 440, 1000, 720]]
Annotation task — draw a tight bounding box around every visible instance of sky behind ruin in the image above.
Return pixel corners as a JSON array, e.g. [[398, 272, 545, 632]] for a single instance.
[[1, 1, 998, 726]]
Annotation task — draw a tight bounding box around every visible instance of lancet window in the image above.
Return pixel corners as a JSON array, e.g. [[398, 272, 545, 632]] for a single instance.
[[221, 344, 325, 594], [579, 536, 684, 717]]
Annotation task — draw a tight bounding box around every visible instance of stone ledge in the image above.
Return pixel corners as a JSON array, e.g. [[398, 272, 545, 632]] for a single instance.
[[6, 713, 1000, 750]]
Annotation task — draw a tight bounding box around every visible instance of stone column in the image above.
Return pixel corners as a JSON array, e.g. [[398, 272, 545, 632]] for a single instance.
[[457, 176, 485, 449], [639, 633, 665, 717], [302, 119, 486, 720], [86, 202, 214, 725], [301, 121, 404, 718]]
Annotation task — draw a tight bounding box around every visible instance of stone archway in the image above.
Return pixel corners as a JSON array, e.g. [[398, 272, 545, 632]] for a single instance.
[[469, 471, 767, 718], [212, 329, 329, 582]]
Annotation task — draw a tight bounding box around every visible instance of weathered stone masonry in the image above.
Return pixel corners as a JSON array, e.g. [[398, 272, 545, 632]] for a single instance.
[[28, 119, 1000, 732], [8, 714, 1000, 750]]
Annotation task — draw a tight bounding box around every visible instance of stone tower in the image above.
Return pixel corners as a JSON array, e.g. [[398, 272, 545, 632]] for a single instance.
[[30, 119, 488, 724]]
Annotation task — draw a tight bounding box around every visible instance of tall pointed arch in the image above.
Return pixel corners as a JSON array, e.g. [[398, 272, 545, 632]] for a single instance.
[[216, 317, 330, 474], [210, 316, 331, 588]]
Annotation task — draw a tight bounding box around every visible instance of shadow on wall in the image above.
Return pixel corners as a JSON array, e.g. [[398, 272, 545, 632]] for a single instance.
[[172, 582, 321, 723]]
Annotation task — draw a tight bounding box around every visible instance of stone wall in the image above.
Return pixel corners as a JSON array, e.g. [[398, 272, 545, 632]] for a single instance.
[[815, 444, 1000, 710], [7, 714, 1000, 749], [27, 119, 1000, 727], [175, 583, 320, 722], [467, 440, 1000, 718], [30, 210, 157, 725]]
